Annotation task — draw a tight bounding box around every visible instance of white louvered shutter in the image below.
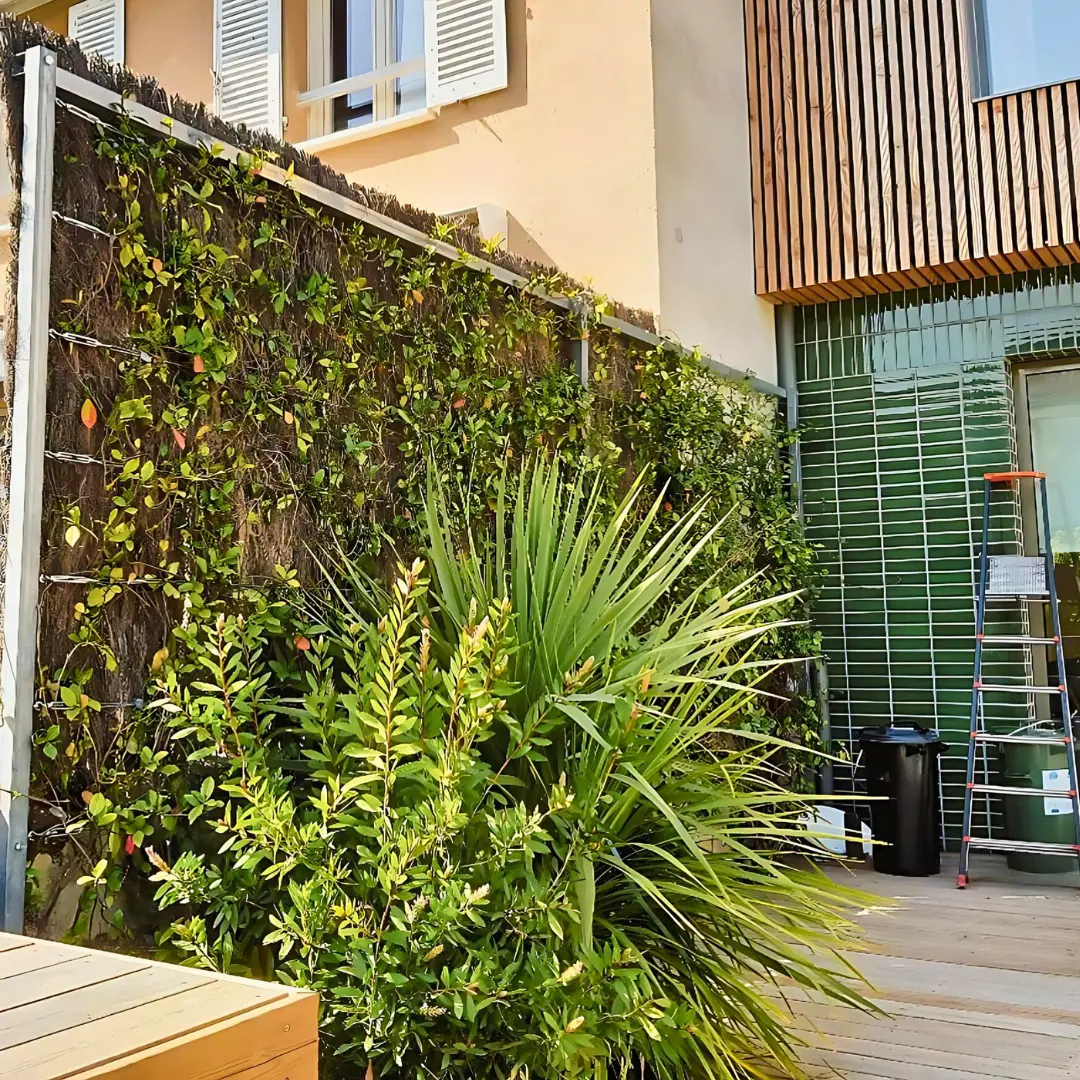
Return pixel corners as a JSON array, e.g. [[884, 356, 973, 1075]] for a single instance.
[[213, 0, 283, 137], [424, 0, 508, 108], [68, 0, 125, 64]]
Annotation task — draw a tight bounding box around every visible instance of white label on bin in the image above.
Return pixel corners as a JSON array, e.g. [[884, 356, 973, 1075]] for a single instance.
[[1042, 770, 1073, 816]]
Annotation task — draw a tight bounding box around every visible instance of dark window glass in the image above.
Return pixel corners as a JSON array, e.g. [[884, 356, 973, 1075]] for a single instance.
[[332, 0, 374, 131], [330, 0, 425, 131]]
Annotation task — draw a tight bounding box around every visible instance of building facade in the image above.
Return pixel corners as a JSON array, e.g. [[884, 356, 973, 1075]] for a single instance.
[[747, 0, 1080, 843], [9, 0, 1079, 846], [1, 0, 777, 380]]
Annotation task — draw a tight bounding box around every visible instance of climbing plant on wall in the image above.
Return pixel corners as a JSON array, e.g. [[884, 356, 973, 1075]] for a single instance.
[[5, 52, 815, 938]]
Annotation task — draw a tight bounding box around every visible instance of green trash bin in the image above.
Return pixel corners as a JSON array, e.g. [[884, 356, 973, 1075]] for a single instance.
[[1001, 725, 1075, 874]]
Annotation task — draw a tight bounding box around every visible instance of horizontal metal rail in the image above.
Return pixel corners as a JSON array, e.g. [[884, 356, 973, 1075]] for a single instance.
[[971, 731, 1070, 745], [970, 783, 1076, 797], [978, 634, 1059, 646], [966, 837, 1080, 855], [975, 683, 1064, 694], [46, 64, 785, 399]]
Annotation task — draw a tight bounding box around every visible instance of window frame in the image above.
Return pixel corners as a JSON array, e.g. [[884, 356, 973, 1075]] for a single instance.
[[1013, 357, 1080, 715], [969, 0, 1080, 102], [303, 0, 429, 139]]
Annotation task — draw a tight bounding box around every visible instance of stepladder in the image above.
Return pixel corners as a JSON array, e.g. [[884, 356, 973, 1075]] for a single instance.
[[957, 471, 1080, 888]]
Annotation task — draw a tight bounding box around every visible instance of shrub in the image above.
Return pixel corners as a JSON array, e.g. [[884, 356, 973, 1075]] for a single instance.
[[140, 462, 869, 1079]]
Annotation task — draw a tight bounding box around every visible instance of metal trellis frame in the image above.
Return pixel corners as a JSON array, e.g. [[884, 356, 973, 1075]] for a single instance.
[[0, 45, 55, 932], [0, 45, 785, 931]]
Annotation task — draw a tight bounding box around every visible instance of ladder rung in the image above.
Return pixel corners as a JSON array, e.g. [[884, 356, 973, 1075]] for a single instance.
[[975, 683, 1065, 695], [970, 783, 1077, 798], [972, 732, 1070, 745], [978, 635, 1059, 646], [965, 837, 1080, 856]]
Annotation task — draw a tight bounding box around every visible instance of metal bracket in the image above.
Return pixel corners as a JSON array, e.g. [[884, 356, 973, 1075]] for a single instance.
[[0, 46, 56, 933]]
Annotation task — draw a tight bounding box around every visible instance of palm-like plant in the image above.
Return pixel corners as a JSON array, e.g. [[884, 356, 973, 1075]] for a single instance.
[[425, 458, 873, 1078]]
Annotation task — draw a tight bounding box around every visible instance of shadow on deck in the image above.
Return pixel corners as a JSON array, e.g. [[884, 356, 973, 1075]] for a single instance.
[[784, 853, 1080, 1079]]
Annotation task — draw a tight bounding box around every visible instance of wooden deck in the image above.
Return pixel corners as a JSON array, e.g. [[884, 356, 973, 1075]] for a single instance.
[[0, 932, 318, 1079], [786, 854, 1080, 1080]]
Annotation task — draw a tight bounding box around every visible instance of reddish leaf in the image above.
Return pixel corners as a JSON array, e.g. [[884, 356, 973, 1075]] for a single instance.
[[192, 355, 204, 373], [452, 398, 466, 410], [151, 258, 164, 274], [172, 428, 187, 450], [254, 195, 267, 204], [295, 636, 311, 652], [124, 835, 136, 855], [284, 410, 295, 425], [80, 398, 98, 430]]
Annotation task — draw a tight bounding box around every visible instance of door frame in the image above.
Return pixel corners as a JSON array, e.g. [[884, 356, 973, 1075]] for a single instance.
[[1012, 359, 1080, 716]]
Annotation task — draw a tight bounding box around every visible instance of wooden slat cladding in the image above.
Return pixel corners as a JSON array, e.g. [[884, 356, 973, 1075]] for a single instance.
[[745, 0, 1080, 301]]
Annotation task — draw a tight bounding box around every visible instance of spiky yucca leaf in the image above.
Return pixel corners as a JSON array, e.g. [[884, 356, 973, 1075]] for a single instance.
[[425, 458, 877, 1079]]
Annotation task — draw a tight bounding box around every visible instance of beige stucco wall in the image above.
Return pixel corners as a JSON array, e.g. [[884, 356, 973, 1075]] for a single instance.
[[650, 0, 777, 383], [310, 0, 662, 316], [127, 0, 215, 106], [27, 0, 217, 106], [18, 0, 773, 381]]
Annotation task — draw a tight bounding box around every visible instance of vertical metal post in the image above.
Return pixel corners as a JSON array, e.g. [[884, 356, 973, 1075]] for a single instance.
[[571, 327, 589, 387], [776, 304, 801, 512], [777, 304, 828, 795], [0, 46, 56, 932]]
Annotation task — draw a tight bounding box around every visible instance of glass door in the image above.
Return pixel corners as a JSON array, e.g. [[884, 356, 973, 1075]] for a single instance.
[[1018, 365, 1080, 715]]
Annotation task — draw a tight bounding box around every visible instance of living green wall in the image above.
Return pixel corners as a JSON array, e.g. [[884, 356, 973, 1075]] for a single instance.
[[796, 267, 1080, 846]]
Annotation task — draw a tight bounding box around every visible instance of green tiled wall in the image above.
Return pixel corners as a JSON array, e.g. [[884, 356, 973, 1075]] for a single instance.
[[796, 267, 1080, 846]]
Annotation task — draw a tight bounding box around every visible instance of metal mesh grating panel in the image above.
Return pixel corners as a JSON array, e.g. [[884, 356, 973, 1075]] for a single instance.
[[800, 362, 1029, 847]]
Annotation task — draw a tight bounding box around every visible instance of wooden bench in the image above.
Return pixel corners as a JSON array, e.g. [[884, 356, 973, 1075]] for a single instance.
[[0, 931, 317, 1079]]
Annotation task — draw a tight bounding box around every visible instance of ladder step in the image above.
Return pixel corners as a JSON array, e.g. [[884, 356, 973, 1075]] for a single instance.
[[972, 731, 1070, 745], [970, 783, 1077, 797], [965, 837, 1080, 856], [979, 635, 1059, 646], [976, 683, 1065, 695]]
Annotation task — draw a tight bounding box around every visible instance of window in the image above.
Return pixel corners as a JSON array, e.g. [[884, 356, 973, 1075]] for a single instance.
[[332, 0, 426, 131], [302, 0, 508, 144], [68, 0, 125, 65], [972, 0, 1080, 98]]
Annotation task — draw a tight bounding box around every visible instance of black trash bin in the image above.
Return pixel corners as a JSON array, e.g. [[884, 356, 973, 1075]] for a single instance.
[[859, 723, 947, 876]]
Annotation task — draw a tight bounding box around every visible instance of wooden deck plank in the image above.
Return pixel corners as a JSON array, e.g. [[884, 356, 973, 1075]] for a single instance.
[[0, 965, 212, 1052], [794, 1019, 1071, 1071], [219, 1043, 318, 1080], [854, 922, 1080, 976], [0, 953, 147, 1012], [808, 1053, 1069, 1080], [0, 940, 79, 981], [0, 935, 34, 953], [4, 979, 291, 1079], [789, 1001, 1076, 1066], [788, 856, 1080, 1079], [67, 992, 317, 1080], [802, 1039, 1067, 1080]]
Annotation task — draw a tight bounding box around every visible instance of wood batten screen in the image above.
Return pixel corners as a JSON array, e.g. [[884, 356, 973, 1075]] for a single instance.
[[745, 0, 1080, 303]]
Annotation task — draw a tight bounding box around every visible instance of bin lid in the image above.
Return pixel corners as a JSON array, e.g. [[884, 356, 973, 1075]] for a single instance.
[[1008, 722, 1068, 741], [859, 723, 944, 746]]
